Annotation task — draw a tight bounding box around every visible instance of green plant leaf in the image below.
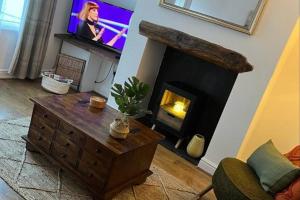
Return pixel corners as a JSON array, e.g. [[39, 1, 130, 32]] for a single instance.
[[111, 92, 121, 98], [111, 76, 150, 115], [112, 84, 123, 93], [128, 77, 134, 85], [132, 77, 139, 85], [115, 97, 123, 106]]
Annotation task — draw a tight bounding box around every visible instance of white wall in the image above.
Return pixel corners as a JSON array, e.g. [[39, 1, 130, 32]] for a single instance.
[[107, 0, 299, 174], [94, 59, 118, 98], [237, 19, 300, 161]]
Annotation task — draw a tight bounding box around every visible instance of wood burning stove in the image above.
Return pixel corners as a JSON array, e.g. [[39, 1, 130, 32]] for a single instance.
[[152, 82, 207, 148]]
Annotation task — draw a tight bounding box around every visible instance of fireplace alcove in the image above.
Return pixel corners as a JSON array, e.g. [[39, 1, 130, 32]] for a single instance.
[[150, 47, 238, 163], [138, 21, 253, 164]]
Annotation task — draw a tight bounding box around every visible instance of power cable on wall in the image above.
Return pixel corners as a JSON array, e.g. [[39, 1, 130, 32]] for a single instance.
[[94, 61, 115, 84]]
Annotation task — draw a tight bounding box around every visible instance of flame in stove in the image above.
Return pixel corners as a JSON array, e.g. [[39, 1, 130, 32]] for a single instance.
[[173, 101, 185, 113]]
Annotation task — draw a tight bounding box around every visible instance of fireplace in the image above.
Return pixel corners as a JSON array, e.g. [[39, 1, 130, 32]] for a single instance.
[[153, 82, 208, 149], [145, 46, 238, 164], [137, 21, 253, 164]]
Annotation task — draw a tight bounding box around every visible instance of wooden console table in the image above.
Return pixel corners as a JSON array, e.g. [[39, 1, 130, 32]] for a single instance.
[[54, 34, 120, 96], [54, 34, 121, 60], [23, 93, 164, 200]]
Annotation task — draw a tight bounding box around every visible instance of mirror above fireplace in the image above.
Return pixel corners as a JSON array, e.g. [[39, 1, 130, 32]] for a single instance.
[[160, 0, 268, 34]]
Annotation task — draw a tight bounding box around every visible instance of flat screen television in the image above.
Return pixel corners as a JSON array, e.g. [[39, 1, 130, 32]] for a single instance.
[[68, 0, 133, 52]]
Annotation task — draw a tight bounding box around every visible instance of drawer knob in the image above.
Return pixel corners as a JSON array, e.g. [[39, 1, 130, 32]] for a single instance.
[[96, 149, 101, 153]]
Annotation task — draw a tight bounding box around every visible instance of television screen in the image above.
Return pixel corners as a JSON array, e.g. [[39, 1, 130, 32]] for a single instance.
[[68, 0, 133, 52]]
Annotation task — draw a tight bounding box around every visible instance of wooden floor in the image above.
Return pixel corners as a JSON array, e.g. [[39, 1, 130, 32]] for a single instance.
[[0, 79, 216, 200]]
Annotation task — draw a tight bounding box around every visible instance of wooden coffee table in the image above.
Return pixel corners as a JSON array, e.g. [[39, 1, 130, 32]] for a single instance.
[[22, 93, 164, 200]]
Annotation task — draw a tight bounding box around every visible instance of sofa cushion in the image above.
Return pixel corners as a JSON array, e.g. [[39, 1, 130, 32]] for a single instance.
[[247, 141, 300, 195], [275, 146, 300, 200]]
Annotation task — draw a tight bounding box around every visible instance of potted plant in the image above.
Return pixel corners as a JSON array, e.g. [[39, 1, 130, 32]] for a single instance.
[[110, 76, 150, 139]]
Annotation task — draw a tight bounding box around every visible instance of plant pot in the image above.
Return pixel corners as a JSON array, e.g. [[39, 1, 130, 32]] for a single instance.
[[109, 115, 130, 139], [186, 134, 205, 158]]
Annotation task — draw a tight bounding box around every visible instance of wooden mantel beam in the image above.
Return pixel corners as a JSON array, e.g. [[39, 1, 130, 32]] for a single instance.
[[139, 21, 253, 73]]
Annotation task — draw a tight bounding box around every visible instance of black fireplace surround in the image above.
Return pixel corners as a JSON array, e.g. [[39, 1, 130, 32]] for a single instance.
[[144, 47, 237, 163]]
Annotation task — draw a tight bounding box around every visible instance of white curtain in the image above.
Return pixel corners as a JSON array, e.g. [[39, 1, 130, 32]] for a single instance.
[[0, 0, 28, 73], [8, 0, 57, 79]]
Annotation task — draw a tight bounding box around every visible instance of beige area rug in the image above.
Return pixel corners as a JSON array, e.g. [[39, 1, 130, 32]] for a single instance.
[[0, 117, 198, 200]]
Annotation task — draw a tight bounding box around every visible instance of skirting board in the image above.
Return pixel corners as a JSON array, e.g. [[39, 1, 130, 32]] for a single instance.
[[0, 69, 55, 79], [198, 157, 218, 175], [0, 71, 13, 79]]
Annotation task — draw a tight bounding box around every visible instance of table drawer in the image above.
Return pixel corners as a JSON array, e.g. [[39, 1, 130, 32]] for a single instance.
[[84, 137, 115, 161], [58, 121, 86, 146], [31, 115, 55, 141], [78, 160, 105, 189], [54, 132, 80, 155], [80, 151, 110, 178], [28, 128, 51, 153], [34, 105, 58, 128], [51, 142, 78, 168]]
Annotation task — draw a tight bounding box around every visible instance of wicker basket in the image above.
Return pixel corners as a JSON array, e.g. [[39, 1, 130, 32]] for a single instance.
[[41, 73, 73, 95], [55, 54, 86, 91]]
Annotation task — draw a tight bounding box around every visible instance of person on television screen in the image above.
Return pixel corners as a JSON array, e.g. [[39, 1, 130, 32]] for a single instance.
[[77, 1, 127, 47]]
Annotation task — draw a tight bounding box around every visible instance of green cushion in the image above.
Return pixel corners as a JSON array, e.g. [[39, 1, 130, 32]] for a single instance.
[[212, 158, 273, 200], [247, 140, 300, 195]]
